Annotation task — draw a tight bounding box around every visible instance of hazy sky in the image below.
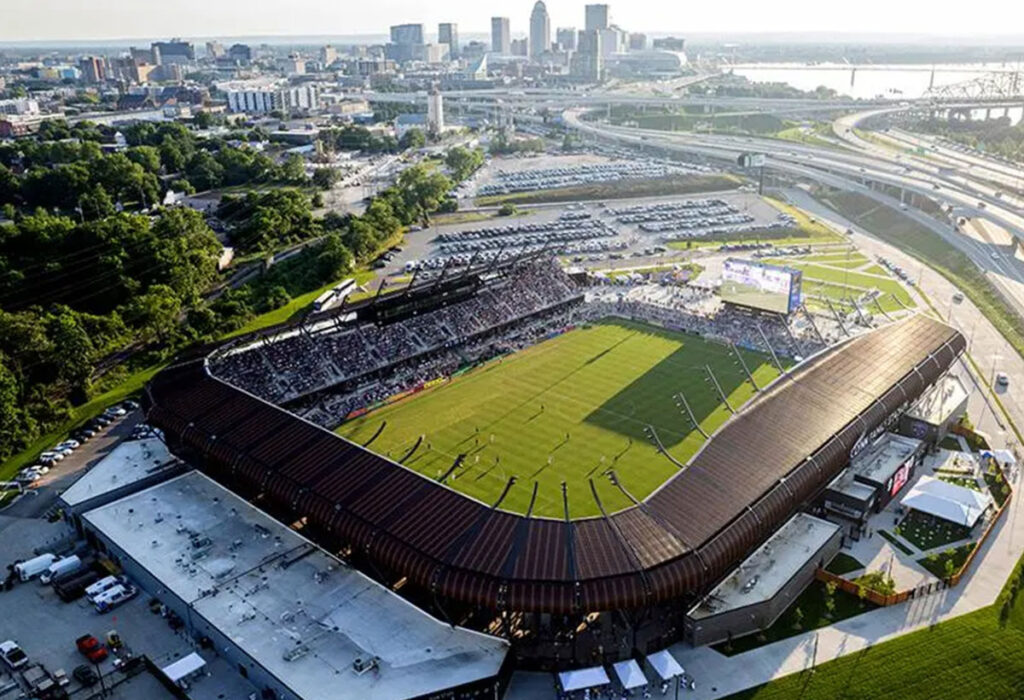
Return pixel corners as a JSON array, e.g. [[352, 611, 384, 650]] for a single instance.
[[4, 0, 1022, 42]]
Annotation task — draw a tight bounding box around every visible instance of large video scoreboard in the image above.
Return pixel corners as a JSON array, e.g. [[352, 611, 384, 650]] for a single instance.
[[720, 258, 802, 315]]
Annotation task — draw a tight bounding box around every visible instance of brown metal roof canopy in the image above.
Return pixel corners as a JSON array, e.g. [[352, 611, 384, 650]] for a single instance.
[[144, 314, 964, 614]]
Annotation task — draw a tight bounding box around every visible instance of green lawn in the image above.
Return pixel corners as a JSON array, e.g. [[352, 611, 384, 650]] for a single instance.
[[919, 543, 977, 580], [714, 579, 875, 656], [819, 190, 1024, 364], [727, 557, 1024, 700], [825, 552, 865, 576], [898, 510, 973, 552], [776, 262, 915, 308], [224, 269, 377, 338], [878, 530, 914, 555], [338, 318, 779, 518]]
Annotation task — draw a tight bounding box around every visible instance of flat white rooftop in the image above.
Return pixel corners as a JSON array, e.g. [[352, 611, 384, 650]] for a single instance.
[[828, 471, 877, 503], [82, 471, 508, 700], [689, 513, 839, 619], [850, 432, 922, 487], [906, 374, 968, 426], [60, 438, 176, 507]]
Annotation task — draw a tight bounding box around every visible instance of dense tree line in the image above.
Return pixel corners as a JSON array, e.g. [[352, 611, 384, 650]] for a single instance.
[[0, 120, 307, 218], [0, 119, 457, 464], [910, 116, 1024, 163]]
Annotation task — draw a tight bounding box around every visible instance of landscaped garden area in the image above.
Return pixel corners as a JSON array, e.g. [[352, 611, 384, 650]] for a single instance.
[[897, 510, 973, 552]]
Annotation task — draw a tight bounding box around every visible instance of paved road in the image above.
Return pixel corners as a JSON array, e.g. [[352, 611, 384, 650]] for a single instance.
[[0, 413, 141, 524]]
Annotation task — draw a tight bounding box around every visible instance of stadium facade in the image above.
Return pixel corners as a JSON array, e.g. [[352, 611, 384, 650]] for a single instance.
[[144, 260, 965, 668]]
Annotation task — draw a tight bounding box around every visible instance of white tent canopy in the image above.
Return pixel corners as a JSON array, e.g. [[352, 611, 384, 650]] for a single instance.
[[160, 652, 206, 683], [901, 476, 993, 527], [646, 649, 684, 680], [558, 666, 610, 692], [612, 659, 648, 689]]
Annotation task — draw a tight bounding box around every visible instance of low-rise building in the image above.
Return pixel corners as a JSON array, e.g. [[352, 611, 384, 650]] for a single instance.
[[900, 374, 969, 446], [684, 513, 842, 647], [822, 432, 925, 532], [79, 471, 510, 700]]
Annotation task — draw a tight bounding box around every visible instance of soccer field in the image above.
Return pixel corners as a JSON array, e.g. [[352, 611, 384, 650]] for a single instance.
[[338, 318, 781, 518]]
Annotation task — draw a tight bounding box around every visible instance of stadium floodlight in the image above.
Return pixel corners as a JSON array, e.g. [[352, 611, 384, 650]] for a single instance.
[[673, 392, 709, 438], [703, 365, 735, 414]]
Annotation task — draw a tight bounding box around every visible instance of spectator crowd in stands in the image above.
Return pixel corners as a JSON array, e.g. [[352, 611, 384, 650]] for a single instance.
[[211, 259, 846, 432]]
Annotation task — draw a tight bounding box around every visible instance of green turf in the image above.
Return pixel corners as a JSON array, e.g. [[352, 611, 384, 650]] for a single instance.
[[777, 262, 915, 308], [825, 552, 865, 576], [726, 557, 1024, 700], [338, 318, 779, 518]]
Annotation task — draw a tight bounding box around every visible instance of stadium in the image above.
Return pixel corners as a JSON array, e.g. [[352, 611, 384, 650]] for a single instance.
[[143, 254, 966, 669]]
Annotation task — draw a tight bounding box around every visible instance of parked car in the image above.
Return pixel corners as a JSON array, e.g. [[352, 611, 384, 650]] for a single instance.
[[73, 665, 98, 686], [0, 640, 28, 669], [94, 584, 138, 613], [75, 635, 108, 663], [40, 555, 83, 585], [14, 553, 57, 581]]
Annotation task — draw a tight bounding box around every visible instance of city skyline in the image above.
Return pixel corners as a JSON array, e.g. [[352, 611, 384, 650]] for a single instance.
[[5, 0, 1024, 43]]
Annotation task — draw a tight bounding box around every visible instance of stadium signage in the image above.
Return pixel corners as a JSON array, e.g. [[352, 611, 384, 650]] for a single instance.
[[720, 258, 802, 315]]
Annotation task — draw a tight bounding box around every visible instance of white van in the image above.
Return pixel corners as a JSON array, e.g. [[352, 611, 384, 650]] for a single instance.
[[85, 576, 123, 600], [14, 554, 57, 582], [94, 584, 137, 613], [40, 555, 81, 585]]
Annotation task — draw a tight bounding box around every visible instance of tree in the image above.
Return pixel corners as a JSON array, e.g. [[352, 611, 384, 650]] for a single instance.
[[185, 151, 225, 191], [193, 111, 218, 129], [125, 284, 182, 342], [78, 185, 116, 220], [498, 203, 518, 216], [316, 233, 354, 280], [312, 167, 341, 190], [792, 606, 804, 630], [397, 164, 452, 225], [824, 581, 838, 619], [399, 128, 426, 150], [126, 146, 162, 174], [149, 207, 223, 305], [444, 146, 484, 181], [264, 285, 291, 310], [280, 154, 308, 184]]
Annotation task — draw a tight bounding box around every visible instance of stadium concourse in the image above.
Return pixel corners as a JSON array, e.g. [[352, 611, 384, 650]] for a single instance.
[[144, 255, 966, 670]]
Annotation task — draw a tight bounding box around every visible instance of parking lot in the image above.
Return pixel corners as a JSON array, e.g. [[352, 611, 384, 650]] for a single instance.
[[377, 191, 787, 279], [1, 513, 258, 700]]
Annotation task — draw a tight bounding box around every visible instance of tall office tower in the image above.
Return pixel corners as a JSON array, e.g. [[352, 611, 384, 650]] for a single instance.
[[584, 4, 609, 32], [438, 23, 459, 59], [529, 1, 551, 59], [556, 27, 577, 51], [390, 23, 425, 45], [205, 41, 225, 59], [78, 56, 106, 83], [573, 29, 603, 81], [627, 33, 647, 51], [387, 24, 426, 62], [320, 45, 338, 66], [491, 17, 511, 54]]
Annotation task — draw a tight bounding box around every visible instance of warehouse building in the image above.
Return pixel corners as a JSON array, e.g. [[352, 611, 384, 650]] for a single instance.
[[79, 470, 510, 700]]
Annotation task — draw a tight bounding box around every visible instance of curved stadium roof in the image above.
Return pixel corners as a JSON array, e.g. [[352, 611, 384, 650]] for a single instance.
[[145, 314, 964, 613]]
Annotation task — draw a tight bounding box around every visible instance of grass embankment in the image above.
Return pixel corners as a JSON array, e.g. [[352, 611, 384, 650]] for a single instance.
[[727, 557, 1024, 700], [819, 190, 1024, 361], [714, 575, 875, 656], [474, 174, 741, 207], [2, 263, 379, 481], [0, 362, 165, 482], [225, 269, 378, 338], [339, 318, 778, 518]]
